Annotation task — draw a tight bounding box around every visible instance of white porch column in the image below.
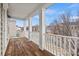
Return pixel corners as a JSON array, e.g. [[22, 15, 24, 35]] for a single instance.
[[4, 4, 8, 47], [23, 19, 28, 38], [0, 4, 8, 56], [28, 17, 32, 40], [3, 3, 8, 55], [39, 8, 46, 50], [23, 20, 27, 37], [0, 4, 5, 56]]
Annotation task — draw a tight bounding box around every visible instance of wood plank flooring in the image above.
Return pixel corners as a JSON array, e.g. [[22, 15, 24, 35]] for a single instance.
[[5, 37, 54, 56]]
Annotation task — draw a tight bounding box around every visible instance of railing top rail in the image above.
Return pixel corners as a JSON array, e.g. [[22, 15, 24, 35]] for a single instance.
[[44, 33, 79, 39]]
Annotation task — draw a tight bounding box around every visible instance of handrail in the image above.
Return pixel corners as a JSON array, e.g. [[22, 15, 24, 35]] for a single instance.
[[44, 33, 79, 39]]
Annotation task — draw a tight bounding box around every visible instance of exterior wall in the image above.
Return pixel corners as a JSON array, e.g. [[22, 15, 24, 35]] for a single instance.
[[46, 24, 79, 37], [8, 18, 16, 38], [0, 5, 1, 55], [70, 25, 78, 37]]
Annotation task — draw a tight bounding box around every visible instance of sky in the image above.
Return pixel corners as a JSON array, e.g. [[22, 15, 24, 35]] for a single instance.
[[16, 3, 79, 27]]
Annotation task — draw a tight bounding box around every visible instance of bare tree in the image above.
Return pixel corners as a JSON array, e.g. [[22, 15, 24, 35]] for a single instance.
[[50, 12, 72, 36], [49, 11, 79, 36], [73, 10, 79, 37], [49, 19, 60, 34], [59, 12, 72, 36], [53, 19, 60, 34]]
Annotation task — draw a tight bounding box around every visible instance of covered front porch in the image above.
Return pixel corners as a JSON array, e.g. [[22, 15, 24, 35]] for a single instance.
[[0, 3, 79, 56], [0, 3, 54, 56]]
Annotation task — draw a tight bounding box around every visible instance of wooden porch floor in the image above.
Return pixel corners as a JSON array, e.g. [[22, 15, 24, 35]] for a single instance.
[[5, 37, 54, 56]]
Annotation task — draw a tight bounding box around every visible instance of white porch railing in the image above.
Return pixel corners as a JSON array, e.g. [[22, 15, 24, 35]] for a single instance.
[[31, 32, 79, 56], [44, 33, 79, 56], [30, 32, 39, 45]]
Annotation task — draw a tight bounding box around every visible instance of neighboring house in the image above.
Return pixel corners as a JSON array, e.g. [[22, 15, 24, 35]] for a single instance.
[[16, 21, 79, 37], [26, 25, 39, 32], [16, 25, 39, 37], [70, 22, 79, 37], [32, 25, 39, 32], [46, 22, 79, 37], [16, 26, 24, 37]]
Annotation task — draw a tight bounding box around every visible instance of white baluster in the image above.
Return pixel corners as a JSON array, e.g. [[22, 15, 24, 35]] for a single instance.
[[53, 35, 54, 54], [45, 34, 47, 50], [56, 36, 58, 55], [69, 38, 71, 56], [60, 37, 62, 56], [45, 34, 48, 49], [49, 35, 51, 51], [51, 36, 53, 53], [50, 35, 52, 53], [64, 37, 66, 56], [57, 36, 60, 56], [47, 35, 49, 50], [44, 34, 45, 49], [48, 35, 50, 51], [53, 35, 55, 55], [54, 36, 56, 55], [74, 39, 77, 56]]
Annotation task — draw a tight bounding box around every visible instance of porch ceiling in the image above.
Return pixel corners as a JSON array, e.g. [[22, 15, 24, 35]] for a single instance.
[[8, 3, 52, 20]]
